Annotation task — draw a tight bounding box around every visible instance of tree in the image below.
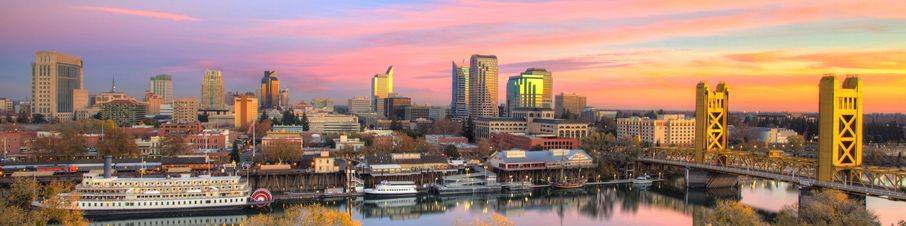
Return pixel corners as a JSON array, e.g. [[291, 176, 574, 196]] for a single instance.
[[281, 110, 298, 125], [775, 189, 880, 226], [704, 200, 763, 226], [300, 112, 310, 131], [31, 128, 86, 160], [472, 138, 493, 159], [427, 118, 462, 135], [5, 177, 39, 208], [263, 140, 302, 163], [16, 111, 29, 123], [97, 125, 140, 157], [198, 112, 209, 122], [444, 145, 460, 158], [32, 114, 47, 124], [159, 135, 190, 156], [253, 119, 273, 141], [463, 117, 474, 142], [786, 134, 805, 151], [230, 139, 241, 163]]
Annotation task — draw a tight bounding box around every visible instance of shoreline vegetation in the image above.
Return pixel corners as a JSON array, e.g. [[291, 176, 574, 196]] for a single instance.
[[0, 178, 87, 226]]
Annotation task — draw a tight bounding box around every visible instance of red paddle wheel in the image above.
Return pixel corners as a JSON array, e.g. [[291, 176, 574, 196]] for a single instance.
[[249, 188, 273, 207]]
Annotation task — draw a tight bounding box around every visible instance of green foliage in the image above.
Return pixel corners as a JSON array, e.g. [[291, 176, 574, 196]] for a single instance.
[[301, 112, 310, 131], [444, 144, 460, 158]]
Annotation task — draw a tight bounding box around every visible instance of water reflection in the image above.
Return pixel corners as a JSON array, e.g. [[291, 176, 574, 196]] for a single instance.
[[85, 179, 905, 226]]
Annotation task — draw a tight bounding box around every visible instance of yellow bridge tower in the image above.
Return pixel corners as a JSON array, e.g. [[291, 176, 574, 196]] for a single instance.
[[817, 75, 863, 182], [694, 82, 729, 163]]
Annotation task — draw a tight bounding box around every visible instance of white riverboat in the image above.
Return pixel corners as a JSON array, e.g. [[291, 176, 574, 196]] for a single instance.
[[364, 181, 418, 197], [34, 172, 251, 216], [32, 157, 270, 216]]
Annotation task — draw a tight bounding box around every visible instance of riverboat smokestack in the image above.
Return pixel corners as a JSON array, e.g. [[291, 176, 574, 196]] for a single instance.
[[104, 155, 113, 178]]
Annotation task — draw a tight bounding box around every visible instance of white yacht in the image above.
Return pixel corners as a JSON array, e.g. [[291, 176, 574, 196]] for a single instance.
[[364, 181, 418, 197], [32, 157, 263, 216], [632, 174, 655, 185]]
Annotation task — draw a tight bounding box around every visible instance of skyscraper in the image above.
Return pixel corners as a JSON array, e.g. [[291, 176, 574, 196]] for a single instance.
[[259, 70, 280, 109], [201, 69, 225, 110], [150, 74, 174, 104], [450, 61, 470, 121], [31, 51, 83, 117], [506, 69, 547, 116], [468, 54, 499, 118], [555, 92, 587, 119], [371, 66, 394, 112]]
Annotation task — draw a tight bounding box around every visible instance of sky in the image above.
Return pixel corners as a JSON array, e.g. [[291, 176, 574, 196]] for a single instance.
[[1, 0, 905, 113]]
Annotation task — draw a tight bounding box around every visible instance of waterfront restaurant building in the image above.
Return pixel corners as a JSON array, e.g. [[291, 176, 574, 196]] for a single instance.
[[488, 149, 595, 183]]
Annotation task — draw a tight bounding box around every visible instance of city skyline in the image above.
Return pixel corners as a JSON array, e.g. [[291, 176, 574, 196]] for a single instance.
[[2, 1, 906, 113]]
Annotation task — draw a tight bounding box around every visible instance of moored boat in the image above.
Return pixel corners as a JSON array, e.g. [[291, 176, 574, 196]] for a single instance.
[[364, 181, 418, 197]]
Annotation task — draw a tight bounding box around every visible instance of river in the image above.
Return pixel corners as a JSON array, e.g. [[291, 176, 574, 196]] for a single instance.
[[87, 178, 905, 226]]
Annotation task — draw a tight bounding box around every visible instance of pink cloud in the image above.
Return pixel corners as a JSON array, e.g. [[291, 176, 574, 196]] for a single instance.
[[77, 6, 200, 22]]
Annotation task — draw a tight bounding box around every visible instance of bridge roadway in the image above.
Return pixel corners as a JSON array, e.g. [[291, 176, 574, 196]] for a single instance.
[[638, 157, 906, 200]]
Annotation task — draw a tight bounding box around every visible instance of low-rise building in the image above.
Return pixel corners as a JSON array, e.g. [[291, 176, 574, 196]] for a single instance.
[[530, 119, 589, 139], [489, 149, 594, 171], [359, 153, 452, 176], [333, 134, 365, 151], [158, 122, 204, 136], [616, 114, 695, 146], [135, 136, 162, 156], [303, 151, 339, 173], [186, 129, 232, 153], [490, 133, 580, 150], [308, 113, 360, 134]]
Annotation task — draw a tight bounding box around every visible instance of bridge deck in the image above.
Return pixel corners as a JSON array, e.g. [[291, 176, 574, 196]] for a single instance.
[[639, 157, 906, 200]]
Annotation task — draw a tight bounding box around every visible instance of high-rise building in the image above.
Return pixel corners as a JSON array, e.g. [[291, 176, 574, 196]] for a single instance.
[[450, 61, 470, 121], [31, 51, 83, 118], [150, 74, 174, 104], [172, 98, 198, 123], [233, 93, 258, 129], [200, 69, 225, 110], [371, 66, 394, 111], [259, 70, 280, 109], [506, 69, 547, 116], [555, 92, 587, 119], [382, 96, 411, 120], [144, 91, 162, 115], [348, 96, 372, 114], [468, 54, 499, 118], [279, 89, 290, 108]]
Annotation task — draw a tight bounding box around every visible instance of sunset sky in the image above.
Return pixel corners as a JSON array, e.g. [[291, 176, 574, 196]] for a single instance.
[[2, 0, 905, 113]]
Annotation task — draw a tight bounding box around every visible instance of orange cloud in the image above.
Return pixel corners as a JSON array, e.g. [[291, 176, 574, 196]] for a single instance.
[[77, 6, 199, 22]]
